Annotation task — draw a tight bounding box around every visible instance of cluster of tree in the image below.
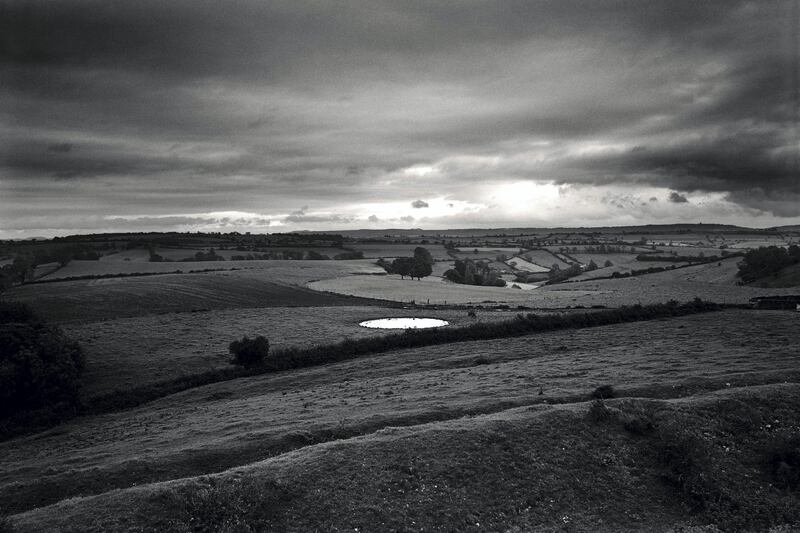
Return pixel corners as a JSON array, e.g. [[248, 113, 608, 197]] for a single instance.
[[548, 263, 582, 283], [737, 245, 800, 283], [0, 258, 33, 290], [380, 247, 434, 280], [444, 259, 506, 287], [0, 301, 85, 436]]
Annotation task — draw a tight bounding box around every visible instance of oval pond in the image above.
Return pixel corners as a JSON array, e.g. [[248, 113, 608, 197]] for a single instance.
[[359, 317, 450, 329]]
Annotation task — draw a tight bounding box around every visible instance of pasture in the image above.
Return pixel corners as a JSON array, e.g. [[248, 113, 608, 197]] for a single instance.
[[505, 256, 549, 272], [67, 305, 525, 397], [6, 268, 385, 323], [4, 310, 800, 531], [4, 227, 800, 532]]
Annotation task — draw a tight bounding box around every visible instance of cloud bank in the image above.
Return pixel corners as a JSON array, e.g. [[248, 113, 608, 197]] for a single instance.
[[1, 0, 798, 236]]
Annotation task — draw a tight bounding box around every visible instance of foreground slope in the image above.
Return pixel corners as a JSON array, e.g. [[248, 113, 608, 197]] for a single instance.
[[11, 383, 800, 532], [2, 310, 799, 527]]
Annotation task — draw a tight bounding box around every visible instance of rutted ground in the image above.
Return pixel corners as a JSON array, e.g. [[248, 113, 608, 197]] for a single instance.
[[2, 310, 798, 519]]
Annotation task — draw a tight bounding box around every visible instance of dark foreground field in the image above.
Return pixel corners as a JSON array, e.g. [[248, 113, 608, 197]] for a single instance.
[[3, 310, 800, 532]]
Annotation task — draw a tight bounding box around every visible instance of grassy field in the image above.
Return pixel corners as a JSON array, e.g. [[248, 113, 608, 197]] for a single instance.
[[5, 268, 386, 323], [66, 306, 525, 397], [569, 253, 689, 281], [308, 274, 569, 305], [4, 310, 800, 531], [505, 256, 549, 272], [38, 258, 384, 281], [751, 262, 800, 288]]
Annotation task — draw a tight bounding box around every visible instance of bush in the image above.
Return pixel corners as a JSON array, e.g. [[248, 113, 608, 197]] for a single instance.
[[592, 384, 615, 399], [0, 301, 84, 427], [229, 335, 269, 367]]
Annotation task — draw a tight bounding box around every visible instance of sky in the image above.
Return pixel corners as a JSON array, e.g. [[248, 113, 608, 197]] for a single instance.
[[1, 0, 799, 238]]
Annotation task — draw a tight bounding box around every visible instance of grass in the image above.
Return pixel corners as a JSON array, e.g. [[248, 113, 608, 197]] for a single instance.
[[10, 383, 800, 532], [4, 269, 386, 323], [67, 306, 526, 398], [71, 300, 722, 418], [751, 262, 800, 288], [2, 308, 799, 519], [37, 257, 384, 283]]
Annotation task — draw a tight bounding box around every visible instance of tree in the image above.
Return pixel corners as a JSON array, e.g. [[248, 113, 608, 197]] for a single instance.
[[586, 259, 598, 271], [410, 260, 432, 280], [391, 257, 415, 279], [604, 259, 613, 268], [0, 302, 85, 422], [413, 246, 434, 266]]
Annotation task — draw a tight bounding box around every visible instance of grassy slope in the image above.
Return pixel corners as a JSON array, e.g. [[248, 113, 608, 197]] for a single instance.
[[38, 258, 384, 282], [2, 310, 798, 521], [4, 268, 386, 323], [11, 383, 800, 532], [67, 306, 526, 397], [751, 262, 800, 288]]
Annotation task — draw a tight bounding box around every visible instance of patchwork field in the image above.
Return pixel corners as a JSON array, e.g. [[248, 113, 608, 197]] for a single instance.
[[308, 274, 571, 305], [4, 227, 800, 532], [3, 310, 800, 531], [308, 260, 798, 308]]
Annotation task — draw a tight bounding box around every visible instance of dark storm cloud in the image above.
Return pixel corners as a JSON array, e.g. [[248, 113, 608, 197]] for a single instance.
[[411, 200, 429, 209], [668, 192, 689, 204], [1, 0, 798, 231]]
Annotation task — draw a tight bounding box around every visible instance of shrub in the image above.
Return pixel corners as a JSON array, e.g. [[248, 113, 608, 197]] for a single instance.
[[229, 335, 269, 367], [592, 384, 615, 399], [0, 301, 84, 429]]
